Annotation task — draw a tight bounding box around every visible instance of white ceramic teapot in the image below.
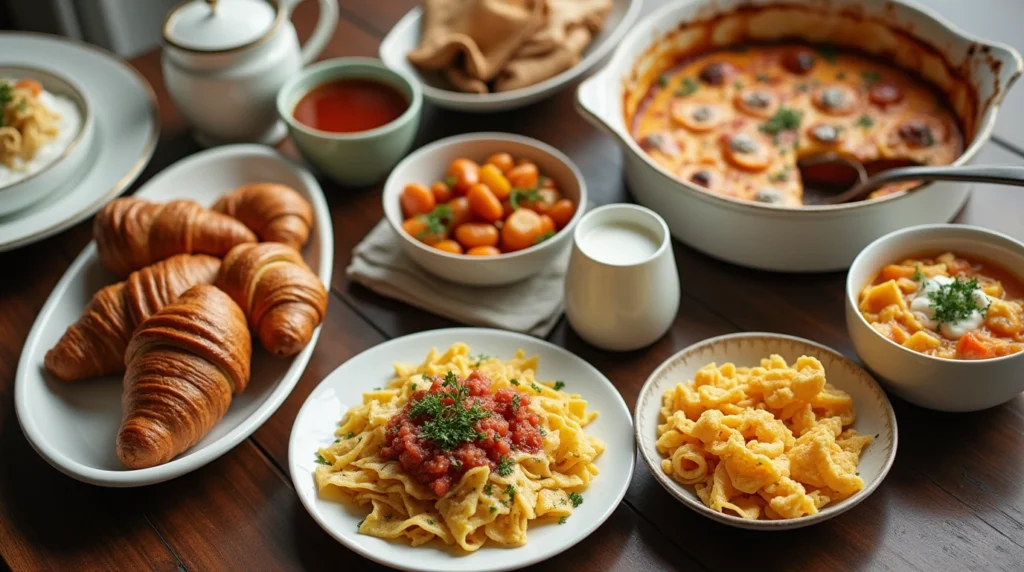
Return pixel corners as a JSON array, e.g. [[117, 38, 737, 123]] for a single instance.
[[162, 0, 338, 146]]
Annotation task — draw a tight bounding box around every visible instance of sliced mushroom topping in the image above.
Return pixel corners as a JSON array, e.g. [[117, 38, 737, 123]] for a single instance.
[[754, 188, 784, 204], [672, 101, 728, 132], [869, 82, 904, 107], [690, 169, 713, 188], [782, 49, 817, 75], [810, 123, 842, 144], [699, 62, 733, 86], [897, 122, 936, 148], [813, 85, 858, 115], [729, 132, 760, 154]]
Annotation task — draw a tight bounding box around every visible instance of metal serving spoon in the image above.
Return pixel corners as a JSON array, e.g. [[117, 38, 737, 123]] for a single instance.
[[798, 153, 1024, 205]]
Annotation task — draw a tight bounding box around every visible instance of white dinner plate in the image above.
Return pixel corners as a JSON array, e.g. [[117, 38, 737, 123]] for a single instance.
[[635, 332, 898, 530], [379, 0, 643, 112], [14, 144, 333, 487], [0, 32, 158, 252], [289, 328, 635, 572]]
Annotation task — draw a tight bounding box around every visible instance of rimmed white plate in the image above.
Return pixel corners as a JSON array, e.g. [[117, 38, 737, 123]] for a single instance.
[[14, 144, 333, 487], [289, 328, 634, 572], [635, 332, 898, 530], [379, 0, 643, 112], [0, 32, 158, 252]]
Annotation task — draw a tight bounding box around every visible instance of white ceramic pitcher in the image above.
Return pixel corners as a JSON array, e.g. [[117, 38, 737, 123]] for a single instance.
[[162, 0, 338, 146]]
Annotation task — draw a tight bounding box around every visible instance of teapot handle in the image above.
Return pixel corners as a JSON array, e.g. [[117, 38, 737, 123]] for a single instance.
[[287, 0, 339, 66]]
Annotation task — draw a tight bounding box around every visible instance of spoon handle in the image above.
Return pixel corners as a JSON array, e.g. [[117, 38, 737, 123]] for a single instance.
[[836, 164, 1024, 204]]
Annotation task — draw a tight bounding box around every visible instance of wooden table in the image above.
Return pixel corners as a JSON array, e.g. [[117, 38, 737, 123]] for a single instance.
[[2, 2, 1023, 570]]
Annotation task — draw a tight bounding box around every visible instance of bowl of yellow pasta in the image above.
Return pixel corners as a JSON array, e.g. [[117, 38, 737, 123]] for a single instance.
[[0, 66, 95, 216], [634, 332, 897, 530]]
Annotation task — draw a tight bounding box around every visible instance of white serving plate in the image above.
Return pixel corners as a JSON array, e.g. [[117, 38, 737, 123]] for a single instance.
[[380, 0, 643, 113], [14, 144, 333, 487], [577, 0, 1023, 272], [0, 32, 158, 252], [289, 328, 635, 572], [635, 333, 898, 530]]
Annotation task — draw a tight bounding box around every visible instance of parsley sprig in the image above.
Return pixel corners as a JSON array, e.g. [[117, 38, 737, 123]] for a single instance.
[[0, 82, 11, 127], [509, 177, 547, 210], [929, 277, 988, 326], [416, 204, 453, 239], [408, 371, 492, 450], [760, 107, 803, 136], [497, 456, 514, 477]]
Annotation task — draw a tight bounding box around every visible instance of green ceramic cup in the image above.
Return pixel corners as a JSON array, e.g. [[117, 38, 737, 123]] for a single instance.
[[277, 57, 422, 186]]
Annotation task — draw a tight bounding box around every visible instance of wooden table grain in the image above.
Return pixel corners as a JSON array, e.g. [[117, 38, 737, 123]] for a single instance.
[[2, 2, 1024, 571]]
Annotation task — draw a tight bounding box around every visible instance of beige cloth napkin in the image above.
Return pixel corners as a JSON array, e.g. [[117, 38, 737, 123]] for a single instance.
[[346, 219, 570, 337]]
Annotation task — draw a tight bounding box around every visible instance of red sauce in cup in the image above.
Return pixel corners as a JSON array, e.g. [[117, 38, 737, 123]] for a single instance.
[[292, 78, 407, 133]]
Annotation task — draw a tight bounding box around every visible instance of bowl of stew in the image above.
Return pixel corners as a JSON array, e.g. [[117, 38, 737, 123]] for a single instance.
[[381, 132, 587, 286], [576, 0, 1023, 271], [846, 224, 1024, 412], [277, 57, 422, 186]]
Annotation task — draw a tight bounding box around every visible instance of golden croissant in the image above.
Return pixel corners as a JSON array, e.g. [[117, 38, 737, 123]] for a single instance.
[[94, 197, 257, 277], [217, 243, 328, 358], [43, 254, 221, 382], [118, 284, 251, 469], [212, 182, 314, 250]]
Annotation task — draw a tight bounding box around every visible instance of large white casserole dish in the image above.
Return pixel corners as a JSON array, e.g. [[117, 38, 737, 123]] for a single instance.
[[577, 0, 1023, 272]]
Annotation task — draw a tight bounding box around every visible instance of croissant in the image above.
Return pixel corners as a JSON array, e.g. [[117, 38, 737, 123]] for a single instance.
[[118, 284, 251, 469], [94, 197, 257, 277], [43, 254, 221, 382], [212, 182, 314, 250], [217, 243, 328, 358]]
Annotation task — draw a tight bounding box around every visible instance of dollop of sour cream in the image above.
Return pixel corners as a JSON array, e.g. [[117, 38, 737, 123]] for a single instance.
[[910, 275, 991, 339]]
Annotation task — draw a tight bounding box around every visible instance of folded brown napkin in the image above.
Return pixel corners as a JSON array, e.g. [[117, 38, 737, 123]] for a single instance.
[[346, 219, 570, 337], [408, 0, 612, 93]]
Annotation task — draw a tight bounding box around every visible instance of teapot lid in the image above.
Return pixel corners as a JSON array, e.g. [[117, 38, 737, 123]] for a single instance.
[[163, 0, 282, 53]]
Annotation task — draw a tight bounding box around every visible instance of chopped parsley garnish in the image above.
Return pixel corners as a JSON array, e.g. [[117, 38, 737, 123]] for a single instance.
[[497, 456, 514, 477], [759, 106, 803, 136], [511, 393, 522, 414], [769, 167, 790, 183], [817, 44, 838, 64], [930, 277, 988, 326], [856, 114, 874, 128], [553, 381, 565, 391], [411, 383, 418, 391], [0, 82, 11, 127], [534, 231, 555, 245], [675, 77, 699, 97], [471, 353, 490, 368], [733, 80, 744, 90], [416, 204, 454, 239], [911, 265, 924, 282], [444, 176, 457, 188], [408, 370, 492, 450], [427, 519, 435, 525], [755, 73, 770, 83], [504, 484, 517, 503], [530, 383, 543, 393], [384, 514, 393, 521], [490, 506, 498, 514], [657, 73, 670, 87], [568, 492, 584, 508], [346, 431, 355, 439], [509, 379, 520, 386], [861, 70, 881, 86], [484, 483, 493, 496], [558, 516, 568, 524], [315, 453, 330, 465], [509, 180, 544, 210]]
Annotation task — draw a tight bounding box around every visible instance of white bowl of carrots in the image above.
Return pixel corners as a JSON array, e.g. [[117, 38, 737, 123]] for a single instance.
[[382, 132, 587, 286]]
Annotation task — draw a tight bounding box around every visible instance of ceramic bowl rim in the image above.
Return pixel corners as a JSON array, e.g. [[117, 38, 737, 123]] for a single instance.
[[276, 56, 423, 141], [845, 223, 1024, 365], [0, 64, 94, 194], [634, 331, 899, 530], [382, 131, 589, 262]]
